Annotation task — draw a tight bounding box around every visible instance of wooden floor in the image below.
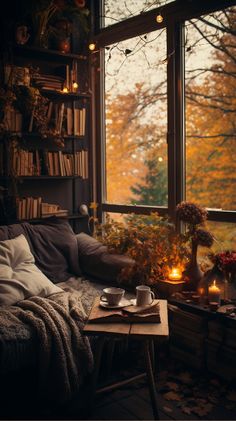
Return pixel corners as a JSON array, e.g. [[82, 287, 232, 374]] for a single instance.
[[86, 371, 236, 421], [62, 343, 236, 421], [4, 343, 235, 420]]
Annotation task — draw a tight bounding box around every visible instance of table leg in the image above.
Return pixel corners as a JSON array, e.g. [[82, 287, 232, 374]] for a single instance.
[[149, 339, 155, 373], [144, 340, 159, 420], [89, 336, 106, 413]]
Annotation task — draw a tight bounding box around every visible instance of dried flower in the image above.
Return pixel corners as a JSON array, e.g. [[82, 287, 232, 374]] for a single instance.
[[210, 251, 236, 273], [193, 229, 214, 247], [176, 201, 208, 226]]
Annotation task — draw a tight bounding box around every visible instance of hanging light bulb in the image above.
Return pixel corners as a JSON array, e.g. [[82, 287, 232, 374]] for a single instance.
[[156, 13, 163, 23], [88, 42, 96, 51]]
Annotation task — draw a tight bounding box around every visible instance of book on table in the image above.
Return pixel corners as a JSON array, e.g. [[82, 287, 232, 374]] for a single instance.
[[87, 297, 161, 324]]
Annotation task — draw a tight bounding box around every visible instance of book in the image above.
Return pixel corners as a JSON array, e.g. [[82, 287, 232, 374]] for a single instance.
[[87, 297, 161, 324]]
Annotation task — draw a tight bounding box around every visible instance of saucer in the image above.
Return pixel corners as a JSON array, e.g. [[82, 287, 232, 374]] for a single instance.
[[99, 298, 131, 309], [130, 298, 154, 307]]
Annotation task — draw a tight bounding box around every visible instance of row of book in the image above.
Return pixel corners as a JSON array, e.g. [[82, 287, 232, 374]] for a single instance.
[[10, 147, 89, 179], [4, 108, 23, 132], [46, 150, 89, 178], [17, 196, 69, 220], [3, 103, 86, 137], [45, 102, 86, 136]]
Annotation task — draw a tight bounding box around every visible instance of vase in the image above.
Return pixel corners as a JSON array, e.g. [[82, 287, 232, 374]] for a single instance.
[[183, 240, 203, 290], [224, 271, 236, 301]]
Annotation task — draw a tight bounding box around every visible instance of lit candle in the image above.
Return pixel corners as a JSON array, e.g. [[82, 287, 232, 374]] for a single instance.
[[208, 280, 221, 304], [168, 267, 182, 281]]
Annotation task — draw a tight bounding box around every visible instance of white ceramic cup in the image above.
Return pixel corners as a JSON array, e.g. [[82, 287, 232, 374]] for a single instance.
[[136, 285, 155, 306], [100, 287, 125, 306]]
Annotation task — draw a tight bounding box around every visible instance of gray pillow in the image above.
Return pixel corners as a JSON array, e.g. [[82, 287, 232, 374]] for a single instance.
[[76, 232, 134, 284]]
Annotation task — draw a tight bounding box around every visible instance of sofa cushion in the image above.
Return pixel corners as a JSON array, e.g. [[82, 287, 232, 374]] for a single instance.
[[0, 234, 62, 306], [76, 232, 134, 284], [0, 218, 81, 283]]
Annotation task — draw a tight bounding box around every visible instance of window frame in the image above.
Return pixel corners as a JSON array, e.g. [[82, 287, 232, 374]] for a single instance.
[[91, 0, 236, 227]]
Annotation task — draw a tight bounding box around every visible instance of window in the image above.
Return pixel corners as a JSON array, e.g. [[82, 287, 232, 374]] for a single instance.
[[103, 0, 175, 27], [95, 1, 236, 250], [185, 9, 236, 212], [105, 30, 167, 207]]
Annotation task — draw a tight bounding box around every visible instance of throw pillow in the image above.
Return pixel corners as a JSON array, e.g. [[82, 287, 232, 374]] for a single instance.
[[21, 218, 81, 283], [0, 234, 63, 306], [76, 232, 134, 284]]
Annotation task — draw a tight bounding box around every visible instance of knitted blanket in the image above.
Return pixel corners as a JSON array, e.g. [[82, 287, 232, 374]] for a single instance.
[[0, 284, 99, 404]]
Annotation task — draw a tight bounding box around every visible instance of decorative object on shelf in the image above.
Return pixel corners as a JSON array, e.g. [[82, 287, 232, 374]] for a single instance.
[[15, 25, 30, 45], [176, 201, 214, 291], [208, 280, 221, 309], [22, 0, 90, 51], [94, 212, 189, 289], [209, 250, 236, 301], [50, 18, 72, 53]]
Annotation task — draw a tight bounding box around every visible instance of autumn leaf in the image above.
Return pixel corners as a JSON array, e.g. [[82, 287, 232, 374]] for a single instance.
[[162, 406, 173, 413], [163, 391, 182, 401], [192, 403, 213, 416], [166, 381, 179, 391], [182, 406, 192, 415]]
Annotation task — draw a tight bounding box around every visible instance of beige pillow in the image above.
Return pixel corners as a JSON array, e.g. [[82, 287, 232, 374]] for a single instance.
[[0, 234, 63, 306]]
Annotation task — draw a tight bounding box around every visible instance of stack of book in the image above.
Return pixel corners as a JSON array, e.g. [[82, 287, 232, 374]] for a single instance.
[[41, 202, 69, 218], [33, 74, 65, 91]]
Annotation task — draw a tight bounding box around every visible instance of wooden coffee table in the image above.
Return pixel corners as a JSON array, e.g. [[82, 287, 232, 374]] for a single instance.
[[83, 298, 169, 420]]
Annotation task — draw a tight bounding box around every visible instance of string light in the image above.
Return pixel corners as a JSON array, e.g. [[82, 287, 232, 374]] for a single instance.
[[156, 13, 163, 23], [88, 42, 96, 51]]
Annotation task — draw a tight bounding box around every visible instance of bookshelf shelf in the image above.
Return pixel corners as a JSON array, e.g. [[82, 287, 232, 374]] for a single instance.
[[0, 35, 91, 233], [41, 89, 91, 100], [20, 176, 82, 180], [13, 44, 88, 63], [17, 213, 88, 223]]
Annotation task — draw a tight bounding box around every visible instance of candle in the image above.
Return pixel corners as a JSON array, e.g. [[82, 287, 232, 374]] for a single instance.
[[208, 280, 221, 304], [168, 267, 182, 281]]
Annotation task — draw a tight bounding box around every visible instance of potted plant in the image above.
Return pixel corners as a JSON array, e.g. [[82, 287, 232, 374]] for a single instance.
[[94, 212, 190, 291]]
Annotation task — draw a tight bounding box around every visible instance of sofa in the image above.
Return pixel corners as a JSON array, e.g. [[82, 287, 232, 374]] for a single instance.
[[0, 217, 134, 417]]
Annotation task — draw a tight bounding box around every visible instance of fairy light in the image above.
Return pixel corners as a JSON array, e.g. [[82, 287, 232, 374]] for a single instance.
[[156, 13, 163, 23], [88, 42, 96, 51]]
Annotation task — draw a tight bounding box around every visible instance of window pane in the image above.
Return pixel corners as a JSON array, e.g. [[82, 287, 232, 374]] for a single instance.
[[206, 221, 236, 253], [105, 30, 167, 206], [103, 0, 175, 27], [185, 7, 236, 211]]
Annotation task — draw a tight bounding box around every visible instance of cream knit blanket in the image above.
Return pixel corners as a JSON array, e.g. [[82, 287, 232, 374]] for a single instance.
[[0, 285, 98, 405]]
